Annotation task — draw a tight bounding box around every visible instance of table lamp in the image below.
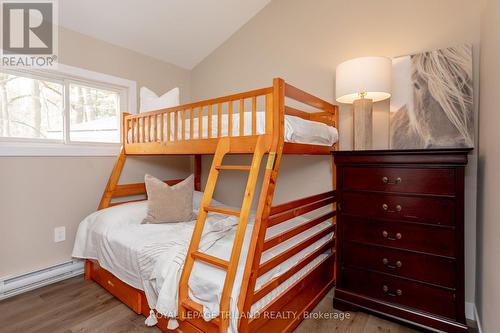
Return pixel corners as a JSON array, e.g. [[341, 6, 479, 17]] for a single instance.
[[336, 56, 392, 150]]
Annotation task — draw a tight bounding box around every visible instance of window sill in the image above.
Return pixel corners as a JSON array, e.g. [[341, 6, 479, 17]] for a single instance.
[[0, 142, 121, 156]]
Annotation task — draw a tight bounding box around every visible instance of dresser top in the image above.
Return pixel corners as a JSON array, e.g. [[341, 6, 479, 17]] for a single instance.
[[333, 148, 472, 165], [333, 148, 472, 155]]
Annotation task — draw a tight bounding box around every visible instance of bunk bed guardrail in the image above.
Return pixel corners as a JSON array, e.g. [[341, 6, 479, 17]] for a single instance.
[[121, 79, 338, 155]]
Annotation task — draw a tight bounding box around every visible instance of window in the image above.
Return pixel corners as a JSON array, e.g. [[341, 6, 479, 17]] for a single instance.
[[69, 83, 121, 143], [0, 73, 64, 141], [0, 65, 135, 155]]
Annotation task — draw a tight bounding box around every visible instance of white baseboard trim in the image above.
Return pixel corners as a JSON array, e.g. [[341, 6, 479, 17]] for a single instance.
[[0, 260, 84, 300], [474, 304, 483, 333], [465, 302, 483, 333], [465, 302, 475, 320]]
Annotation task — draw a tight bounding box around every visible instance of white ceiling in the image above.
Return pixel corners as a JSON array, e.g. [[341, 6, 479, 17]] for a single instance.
[[59, 0, 271, 69]]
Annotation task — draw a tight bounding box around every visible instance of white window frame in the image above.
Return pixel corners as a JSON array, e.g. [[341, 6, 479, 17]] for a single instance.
[[0, 63, 137, 156]]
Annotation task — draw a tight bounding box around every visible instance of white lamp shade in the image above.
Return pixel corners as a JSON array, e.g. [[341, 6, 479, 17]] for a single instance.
[[336, 56, 392, 104]]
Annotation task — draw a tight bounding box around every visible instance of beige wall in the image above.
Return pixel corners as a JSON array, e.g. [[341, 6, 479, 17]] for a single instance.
[[0, 28, 192, 277], [0, 156, 191, 276], [191, 0, 481, 304], [476, 0, 500, 331], [60, 27, 192, 104]]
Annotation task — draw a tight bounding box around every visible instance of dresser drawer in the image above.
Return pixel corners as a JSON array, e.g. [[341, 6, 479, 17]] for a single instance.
[[341, 267, 456, 319], [342, 167, 456, 195], [341, 191, 455, 226], [343, 216, 456, 257], [343, 242, 456, 288]]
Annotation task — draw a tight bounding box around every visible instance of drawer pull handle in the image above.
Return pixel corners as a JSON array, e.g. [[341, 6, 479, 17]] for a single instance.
[[382, 258, 403, 269], [382, 203, 402, 213], [107, 280, 115, 287], [383, 285, 402, 297], [382, 230, 402, 241], [382, 176, 402, 185]]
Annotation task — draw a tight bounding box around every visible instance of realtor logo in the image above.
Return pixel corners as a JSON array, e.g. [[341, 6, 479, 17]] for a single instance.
[[1, 0, 58, 67]]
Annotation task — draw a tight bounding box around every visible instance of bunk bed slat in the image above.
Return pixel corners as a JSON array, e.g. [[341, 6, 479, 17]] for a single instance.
[[240, 99, 245, 136], [138, 118, 141, 143], [166, 112, 171, 142], [181, 299, 204, 313], [252, 241, 334, 302], [123, 118, 128, 145], [285, 106, 311, 119], [198, 106, 203, 139], [217, 103, 222, 137], [258, 224, 334, 276], [204, 206, 241, 216], [228, 101, 233, 137], [268, 197, 335, 227], [136, 119, 139, 143], [112, 178, 184, 197], [191, 251, 229, 269], [141, 117, 146, 143], [283, 142, 334, 155], [108, 199, 144, 207], [215, 165, 251, 171], [252, 96, 257, 135], [263, 210, 335, 251], [174, 111, 179, 141], [130, 118, 135, 143], [284, 82, 336, 113], [147, 116, 151, 142], [182, 109, 186, 140], [160, 113, 164, 143], [270, 190, 335, 215], [153, 115, 157, 142], [188, 108, 193, 139], [208, 104, 212, 138], [265, 93, 273, 134]]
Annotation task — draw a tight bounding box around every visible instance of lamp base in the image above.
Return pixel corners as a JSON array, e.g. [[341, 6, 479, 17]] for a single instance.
[[353, 98, 373, 150]]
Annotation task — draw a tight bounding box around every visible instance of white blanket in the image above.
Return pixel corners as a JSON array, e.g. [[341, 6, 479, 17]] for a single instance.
[[72, 196, 333, 333], [137, 213, 240, 329]]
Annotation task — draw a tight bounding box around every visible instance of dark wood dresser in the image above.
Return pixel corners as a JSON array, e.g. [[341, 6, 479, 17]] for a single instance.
[[332, 149, 471, 333]]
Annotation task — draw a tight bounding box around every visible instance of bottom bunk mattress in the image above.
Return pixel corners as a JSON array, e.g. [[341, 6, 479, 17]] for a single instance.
[[72, 192, 333, 332]]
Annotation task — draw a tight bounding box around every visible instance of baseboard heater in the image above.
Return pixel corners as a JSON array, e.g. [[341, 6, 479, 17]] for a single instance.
[[0, 260, 84, 300]]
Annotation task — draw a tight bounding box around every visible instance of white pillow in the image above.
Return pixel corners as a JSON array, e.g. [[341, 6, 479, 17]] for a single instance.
[[140, 86, 180, 113]]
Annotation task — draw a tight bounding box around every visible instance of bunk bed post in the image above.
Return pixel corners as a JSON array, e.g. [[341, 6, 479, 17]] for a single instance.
[[332, 105, 339, 283], [238, 78, 285, 333], [98, 148, 127, 210], [97, 112, 130, 210], [194, 154, 202, 191]]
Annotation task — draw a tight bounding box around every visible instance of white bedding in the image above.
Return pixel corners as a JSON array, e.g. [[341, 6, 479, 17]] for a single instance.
[[128, 112, 339, 146], [72, 193, 333, 332]]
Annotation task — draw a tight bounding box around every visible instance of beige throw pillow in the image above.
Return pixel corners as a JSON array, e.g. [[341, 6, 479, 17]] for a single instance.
[[142, 174, 194, 224]]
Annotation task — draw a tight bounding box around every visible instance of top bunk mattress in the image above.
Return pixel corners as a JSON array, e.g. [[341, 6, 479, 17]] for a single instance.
[[128, 111, 339, 146]]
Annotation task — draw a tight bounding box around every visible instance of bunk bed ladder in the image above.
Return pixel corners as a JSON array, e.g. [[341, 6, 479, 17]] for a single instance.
[[179, 135, 270, 333]]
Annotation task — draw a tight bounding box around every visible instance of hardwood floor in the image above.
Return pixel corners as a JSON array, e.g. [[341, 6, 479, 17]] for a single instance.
[[0, 276, 424, 333]]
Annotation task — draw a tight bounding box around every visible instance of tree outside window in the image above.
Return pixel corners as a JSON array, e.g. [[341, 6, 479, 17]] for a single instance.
[[0, 71, 122, 144]]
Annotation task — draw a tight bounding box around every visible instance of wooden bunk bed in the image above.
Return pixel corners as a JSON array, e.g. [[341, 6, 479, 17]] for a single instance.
[[84, 78, 339, 333]]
